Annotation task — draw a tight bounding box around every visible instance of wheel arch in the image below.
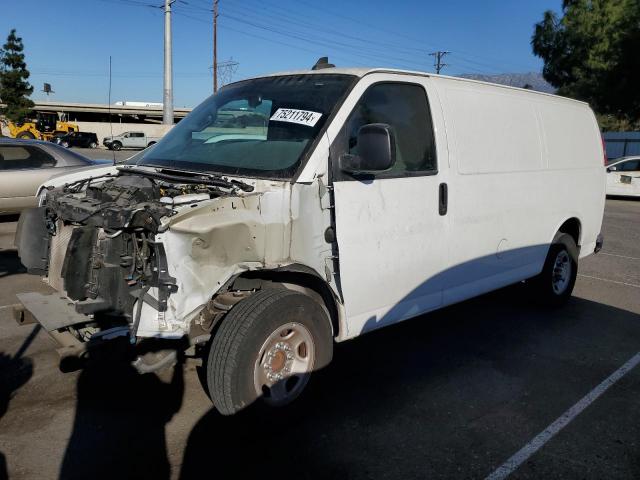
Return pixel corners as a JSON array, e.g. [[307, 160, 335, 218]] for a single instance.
[[554, 217, 582, 247], [226, 264, 343, 340]]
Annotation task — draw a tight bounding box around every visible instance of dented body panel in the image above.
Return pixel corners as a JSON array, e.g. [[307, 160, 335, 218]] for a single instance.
[[138, 182, 293, 337]]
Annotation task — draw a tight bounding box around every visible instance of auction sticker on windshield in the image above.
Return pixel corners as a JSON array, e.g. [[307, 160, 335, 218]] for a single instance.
[[270, 108, 322, 127]]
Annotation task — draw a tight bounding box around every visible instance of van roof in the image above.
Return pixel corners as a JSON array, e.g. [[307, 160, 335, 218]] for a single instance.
[[240, 67, 588, 106]]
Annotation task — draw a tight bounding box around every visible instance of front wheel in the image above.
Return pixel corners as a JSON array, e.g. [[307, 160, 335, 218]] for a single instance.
[[111, 141, 122, 151], [61, 141, 69, 148], [531, 233, 578, 306], [202, 289, 333, 415]]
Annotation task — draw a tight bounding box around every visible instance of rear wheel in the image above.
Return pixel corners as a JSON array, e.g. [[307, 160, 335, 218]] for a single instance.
[[203, 289, 333, 415], [89, 141, 98, 149], [61, 141, 69, 148], [531, 233, 578, 306], [147, 141, 156, 147]]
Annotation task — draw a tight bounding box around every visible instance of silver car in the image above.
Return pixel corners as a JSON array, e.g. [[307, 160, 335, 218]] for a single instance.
[[0, 138, 110, 216]]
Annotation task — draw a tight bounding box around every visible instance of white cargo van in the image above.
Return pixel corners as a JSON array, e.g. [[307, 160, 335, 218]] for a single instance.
[[14, 65, 605, 415]]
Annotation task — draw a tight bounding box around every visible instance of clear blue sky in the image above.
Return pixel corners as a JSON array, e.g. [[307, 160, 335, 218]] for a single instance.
[[1, 0, 560, 107]]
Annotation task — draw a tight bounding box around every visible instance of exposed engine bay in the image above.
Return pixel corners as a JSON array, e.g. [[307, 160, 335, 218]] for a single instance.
[[15, 167, 255, 364]]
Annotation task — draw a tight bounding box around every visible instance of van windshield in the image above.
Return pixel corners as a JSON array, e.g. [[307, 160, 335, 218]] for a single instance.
[[127, 74, 356, 179]]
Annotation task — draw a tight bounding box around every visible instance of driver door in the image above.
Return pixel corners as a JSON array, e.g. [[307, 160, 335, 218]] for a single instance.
[[330, 75, 450, 337]]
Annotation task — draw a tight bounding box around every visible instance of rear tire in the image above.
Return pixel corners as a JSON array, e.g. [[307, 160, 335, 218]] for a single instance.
[[147, 141, 156, 147], [89, 142, 98, 149], [203, 289, 333, 415], [531, 233, 578, 306], [61, 141, 69, 148]]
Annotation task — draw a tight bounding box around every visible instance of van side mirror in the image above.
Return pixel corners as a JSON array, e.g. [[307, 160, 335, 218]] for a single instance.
[[607, 166, 616, 172], [339, 123, 396, 174]]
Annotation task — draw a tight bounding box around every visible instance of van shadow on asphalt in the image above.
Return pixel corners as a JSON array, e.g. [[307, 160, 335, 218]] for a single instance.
[[0, 325, 39, 480], [178, 284, 640, 480], [59, 338, 184, 480], [48, 283, 640, 479]]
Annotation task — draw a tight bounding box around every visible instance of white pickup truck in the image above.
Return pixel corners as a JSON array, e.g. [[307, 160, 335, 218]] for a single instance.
[[103, 131, 162, 150]]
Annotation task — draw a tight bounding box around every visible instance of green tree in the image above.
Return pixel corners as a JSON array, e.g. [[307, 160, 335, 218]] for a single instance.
[[0, 29, 34, 123], [532, 0, 640, 125]]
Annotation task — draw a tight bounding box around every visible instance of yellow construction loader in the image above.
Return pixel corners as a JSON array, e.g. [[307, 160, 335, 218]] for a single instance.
[[4, 112, 79, 141]]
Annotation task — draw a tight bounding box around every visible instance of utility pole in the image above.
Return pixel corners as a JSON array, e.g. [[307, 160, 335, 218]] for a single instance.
[[429, 51, 450, 74], [163, 0, 175, 125], [213, 0, 219, 93]]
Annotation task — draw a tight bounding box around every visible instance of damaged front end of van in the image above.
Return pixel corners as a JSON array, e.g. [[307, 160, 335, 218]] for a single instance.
[[14, 168, 292, 370], [12, 72, 355, 373]]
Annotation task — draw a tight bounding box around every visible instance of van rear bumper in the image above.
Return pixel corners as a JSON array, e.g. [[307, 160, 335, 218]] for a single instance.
[[594, 233, 604, 253]]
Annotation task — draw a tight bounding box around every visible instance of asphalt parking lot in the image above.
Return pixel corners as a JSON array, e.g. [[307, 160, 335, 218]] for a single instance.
[[0, 198, 638, 480], [71, 147, 133, 164]]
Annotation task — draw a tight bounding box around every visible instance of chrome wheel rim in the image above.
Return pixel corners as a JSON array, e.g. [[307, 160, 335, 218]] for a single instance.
[[552, 250, 571, 295], [253, 322, 315, 406]]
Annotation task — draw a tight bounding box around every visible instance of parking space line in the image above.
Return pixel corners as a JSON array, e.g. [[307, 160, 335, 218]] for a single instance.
[[600, 252, 640, 261], [577, 274, 640, 289], [484, 352, 640, 480]]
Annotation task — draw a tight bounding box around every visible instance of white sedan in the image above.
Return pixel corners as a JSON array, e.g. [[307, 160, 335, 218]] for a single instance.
[[606, 156, 640, 197]]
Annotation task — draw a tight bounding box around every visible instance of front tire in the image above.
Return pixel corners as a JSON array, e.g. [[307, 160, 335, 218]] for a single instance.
[[111, 141, 122, 151], [532, 233, 578, 306], [204, 289, 333, 415], [17, 131, 35, 140]]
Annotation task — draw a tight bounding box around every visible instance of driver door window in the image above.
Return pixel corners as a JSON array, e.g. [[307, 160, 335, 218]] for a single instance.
[[343, 82, 437, 177]]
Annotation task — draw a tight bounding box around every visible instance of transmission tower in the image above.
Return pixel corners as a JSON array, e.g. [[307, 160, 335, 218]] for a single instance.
[[215, 59, 240, 89], [429, 51, 450, 74]]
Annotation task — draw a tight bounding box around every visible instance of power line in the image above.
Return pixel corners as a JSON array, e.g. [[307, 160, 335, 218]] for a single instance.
[[173, 10, 369, 67], [99, 0, 534, 74], [215, 1, 515, 74], [186, 0, 442, 68], [235, 0, 534, 73], [97, 0, 530, 76], [220, 1, 429, 56], [217, 12, 431, 70]]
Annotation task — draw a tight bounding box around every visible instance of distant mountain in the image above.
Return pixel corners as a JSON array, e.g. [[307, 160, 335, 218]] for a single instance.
[[459, 72, 555, 94]]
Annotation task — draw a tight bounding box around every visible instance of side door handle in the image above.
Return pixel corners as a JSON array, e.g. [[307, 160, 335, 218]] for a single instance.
[[439, 182, 448, 216]]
